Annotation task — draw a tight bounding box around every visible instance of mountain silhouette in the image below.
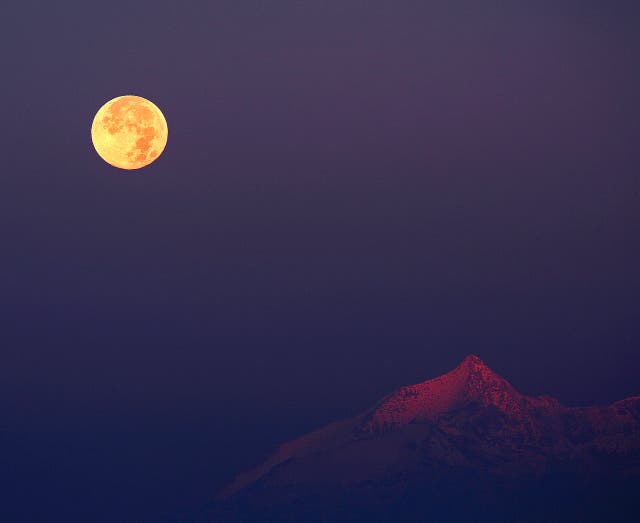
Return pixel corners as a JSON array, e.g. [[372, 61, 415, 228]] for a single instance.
[[205, 356, 640, 523]]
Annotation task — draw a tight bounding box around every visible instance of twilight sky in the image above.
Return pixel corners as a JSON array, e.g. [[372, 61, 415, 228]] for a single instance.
[[2, 1, 639, 521]]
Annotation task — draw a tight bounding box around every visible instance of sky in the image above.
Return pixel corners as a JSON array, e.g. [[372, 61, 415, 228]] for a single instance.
[[2, 1, 640, 521]]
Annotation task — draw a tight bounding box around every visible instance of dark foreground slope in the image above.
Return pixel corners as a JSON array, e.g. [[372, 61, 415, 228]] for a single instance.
[[198, 356, 640, 522]]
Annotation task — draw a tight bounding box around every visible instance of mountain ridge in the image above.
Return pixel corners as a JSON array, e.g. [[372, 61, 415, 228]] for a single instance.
[[218, 355, 640, 503], [358, 354, 562, 434]]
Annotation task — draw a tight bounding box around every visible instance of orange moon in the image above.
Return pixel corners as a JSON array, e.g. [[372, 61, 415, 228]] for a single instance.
[[91, 95, 168, 170]]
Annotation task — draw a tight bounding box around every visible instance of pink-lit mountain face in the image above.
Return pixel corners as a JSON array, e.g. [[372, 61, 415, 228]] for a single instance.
[[359, 354, 563, 433], [213, 356, 640, 522]]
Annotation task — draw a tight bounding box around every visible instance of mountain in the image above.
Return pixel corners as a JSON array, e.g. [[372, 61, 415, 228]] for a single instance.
[[205, 356, 640, 523]]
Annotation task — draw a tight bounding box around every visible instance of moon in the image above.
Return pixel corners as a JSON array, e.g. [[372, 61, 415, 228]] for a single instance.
[[91, 95, 168, 170]]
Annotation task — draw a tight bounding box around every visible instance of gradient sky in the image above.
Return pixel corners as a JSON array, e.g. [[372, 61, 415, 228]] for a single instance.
[[2, 1, 640, 521]]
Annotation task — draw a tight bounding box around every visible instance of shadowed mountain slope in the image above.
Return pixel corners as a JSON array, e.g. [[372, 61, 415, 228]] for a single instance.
[[205, 355, 640, 522]]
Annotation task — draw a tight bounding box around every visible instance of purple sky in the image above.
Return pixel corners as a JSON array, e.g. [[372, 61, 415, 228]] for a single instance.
[[2, 1, 639, 520]]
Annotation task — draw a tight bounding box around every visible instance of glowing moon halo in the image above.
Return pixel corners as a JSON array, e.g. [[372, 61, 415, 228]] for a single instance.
[[91, 95, 168, 170]]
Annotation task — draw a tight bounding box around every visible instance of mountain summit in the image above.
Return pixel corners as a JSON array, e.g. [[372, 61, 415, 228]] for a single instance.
[[359, 354, 557, 433], [213, 355, 640, 522]]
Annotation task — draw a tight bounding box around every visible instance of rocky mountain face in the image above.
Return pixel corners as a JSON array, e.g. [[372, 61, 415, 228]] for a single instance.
[[205, 356, 640, 523]]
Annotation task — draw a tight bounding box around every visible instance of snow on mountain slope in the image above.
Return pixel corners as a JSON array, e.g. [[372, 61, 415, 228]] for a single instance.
[[219, 355, 640, 500]]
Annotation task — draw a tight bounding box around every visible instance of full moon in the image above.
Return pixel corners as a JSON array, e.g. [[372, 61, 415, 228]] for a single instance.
[[91, 95, 168, 170]]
